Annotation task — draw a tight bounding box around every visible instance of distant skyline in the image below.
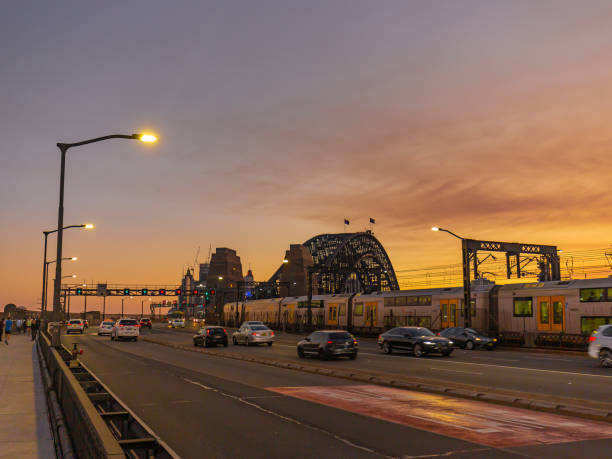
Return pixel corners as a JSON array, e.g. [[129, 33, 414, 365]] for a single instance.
[[3, 1, 612, 314]]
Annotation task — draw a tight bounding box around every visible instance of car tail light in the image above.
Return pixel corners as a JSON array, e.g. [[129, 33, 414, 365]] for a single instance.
[[252, 332, 257, 336], [327, 340, 333, 344], [207, 329, 210, 335], [353, 340, 358, 344], [589, 336, 597, 342], [223, 329, 226, 334], [271, 331, 275, 336], [436, 332, 440, 336]]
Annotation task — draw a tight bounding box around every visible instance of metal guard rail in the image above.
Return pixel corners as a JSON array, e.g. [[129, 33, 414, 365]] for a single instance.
[[38, 329, 179, 458]]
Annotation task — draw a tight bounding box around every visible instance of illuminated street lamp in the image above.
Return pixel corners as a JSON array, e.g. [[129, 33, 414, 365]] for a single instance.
[[52, 133, 157, 320], [432, 226, 473, 328], [41, 224, 92, 314]]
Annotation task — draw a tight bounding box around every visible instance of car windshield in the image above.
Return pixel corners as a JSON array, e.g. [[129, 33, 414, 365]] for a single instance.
[[102, 322, 114, 326], [250, 325, 268, 330], [208, 328, 224, 334], [120, 320, 138, 326], [414, 328, 434, 337], [329, 332, 352, 340], [465, 328, 482, 335], [69, 320, 81, 324]]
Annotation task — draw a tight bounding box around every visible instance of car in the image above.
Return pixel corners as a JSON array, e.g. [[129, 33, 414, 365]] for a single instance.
[[66, 319, 85, 334], [239, 321, 265, 327], [297, 330, 358, 360], [193, 326, 228, 347], [232, 324, 274, 346], [378, 327, 453, 357], [139, 318, 152, 329], [169, 318, 186, 328], [111, 318, 140, 341], [98, 321, 115, 336], [439, 327, 497, 350], [588, 324, 612, 367]]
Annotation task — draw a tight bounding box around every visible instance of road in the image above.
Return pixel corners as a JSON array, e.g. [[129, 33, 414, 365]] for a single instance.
[[61, 327, 612, 458], [146, 324, 612, 405]]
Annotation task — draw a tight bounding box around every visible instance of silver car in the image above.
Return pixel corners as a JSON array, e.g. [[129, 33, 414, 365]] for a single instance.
[[588, 324, 612, 367], [232, 324, 274, 346]]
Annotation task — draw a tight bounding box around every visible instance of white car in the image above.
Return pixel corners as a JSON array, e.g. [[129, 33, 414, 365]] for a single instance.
[[232, 324, 275, 346], [170, 318, 185, 328], [66, 319, 85, 334], [98, 321, 115, 336], [111, 318, 140, 341], [588, 324, 612, 367]]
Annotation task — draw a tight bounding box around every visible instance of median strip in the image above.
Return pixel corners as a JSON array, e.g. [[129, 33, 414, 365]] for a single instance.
[[139, 336, 612, 424]]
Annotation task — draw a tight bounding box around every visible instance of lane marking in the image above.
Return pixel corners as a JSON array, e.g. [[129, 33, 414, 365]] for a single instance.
[[182, 378, 394, 458], [430, 368, 483, 375], [268, 385, 612, 448]]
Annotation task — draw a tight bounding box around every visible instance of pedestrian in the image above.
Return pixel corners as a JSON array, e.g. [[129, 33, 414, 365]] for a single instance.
[[4, 317, 13, 344], [31, 317, 40, 341], [26, 317, 32, 336], [0, 318, 4, 342]]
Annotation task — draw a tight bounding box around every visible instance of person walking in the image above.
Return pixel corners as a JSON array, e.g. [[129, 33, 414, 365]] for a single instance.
[[0, 318, 4, 343], [26, 317, 32, 336], [31, 317, 40, 341], [4, 317, 13, 344]]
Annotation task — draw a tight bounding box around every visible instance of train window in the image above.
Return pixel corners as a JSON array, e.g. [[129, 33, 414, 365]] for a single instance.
[[513, 297, 533, 317], [384, 297, 396, 307], [338, 305, 346, 316], [353, 303, 364, 316], [579, 288, 606, 302], [581, 317, 612, 334]]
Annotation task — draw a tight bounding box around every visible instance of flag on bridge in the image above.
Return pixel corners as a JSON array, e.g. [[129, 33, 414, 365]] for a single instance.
[[369, 218, 375, 224]]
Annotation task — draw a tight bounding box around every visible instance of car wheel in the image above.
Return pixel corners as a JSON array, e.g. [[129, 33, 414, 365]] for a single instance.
[[245, 338, 250, 347], [80, 330, 84, 334], [204, 341, 209, 348], [349, 353, 357, 360], [413, 344, 423, 358], [133, 338, 138, 342], [297, 347, 305, 358], [193, 340, 198, 347], [223, 341, 228, 347], [465, 340, 474, 350], [232, 337, 237, 345], [267, 342, 273, 347], [486, 346, 494, 351], [600, 349, 612, 368], [318, 349, 328, 361], [442, 349, 453, 357], [382, 341, 392, 354]]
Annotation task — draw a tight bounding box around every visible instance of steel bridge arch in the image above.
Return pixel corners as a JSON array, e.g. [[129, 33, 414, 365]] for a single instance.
[[260, 232, 397, 295]]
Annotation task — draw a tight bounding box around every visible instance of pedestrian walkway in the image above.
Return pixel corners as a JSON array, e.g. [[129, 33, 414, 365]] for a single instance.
[[0, 333, 55, 458]]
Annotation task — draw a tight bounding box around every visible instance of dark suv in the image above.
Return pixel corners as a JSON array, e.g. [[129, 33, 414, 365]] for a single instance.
[[378, 327, 453, 357], [139, 318, 152, 329], [193, 326, 228, 347], [297, 330, 358, 360]]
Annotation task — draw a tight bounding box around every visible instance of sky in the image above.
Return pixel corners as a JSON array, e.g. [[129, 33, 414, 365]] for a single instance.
[[3, 0, 612, 314]]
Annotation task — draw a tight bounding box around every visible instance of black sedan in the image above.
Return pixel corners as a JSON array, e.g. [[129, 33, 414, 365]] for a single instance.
[[378, 327, 453, 357], [297, 330, 358, 360], [439, 327, 497, 350], [193, 326, 228, 347]]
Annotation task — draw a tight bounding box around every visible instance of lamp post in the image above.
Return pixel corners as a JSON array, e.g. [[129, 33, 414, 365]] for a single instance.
[[44, 256, 78, 313], [51, 133, 156, 321], [41, 224, 92, 314], [432, 227, 472, 328]]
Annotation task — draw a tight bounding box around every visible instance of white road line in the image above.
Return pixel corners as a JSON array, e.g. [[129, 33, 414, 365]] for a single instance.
[[183, 378, 394, 457], [430, 367, 483, 375]]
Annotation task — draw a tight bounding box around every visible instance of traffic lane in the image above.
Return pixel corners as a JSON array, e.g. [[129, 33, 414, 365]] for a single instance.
[[67, 333, 612, 458], [150, 325, 600, 375], [144, 328, 612, 403], [62, 334, 516, 459]]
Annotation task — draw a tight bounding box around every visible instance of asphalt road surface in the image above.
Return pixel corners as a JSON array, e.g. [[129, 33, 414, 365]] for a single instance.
[[62, 329, 612, 459], [145, 324, 612, 404]]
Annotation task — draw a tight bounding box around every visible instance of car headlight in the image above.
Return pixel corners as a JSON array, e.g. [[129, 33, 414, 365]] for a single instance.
[[475, 337, 481, 341], [423, 341, 434, 345], [493, 338, 497, 342], [448, 341, 454, 345]]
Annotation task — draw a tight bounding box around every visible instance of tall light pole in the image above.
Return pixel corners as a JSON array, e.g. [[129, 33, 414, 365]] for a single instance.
[[52, 133, 157, 321], [432, 227, 472, 328], [44, 256, 78, 313], [41, 224, 92, 314]]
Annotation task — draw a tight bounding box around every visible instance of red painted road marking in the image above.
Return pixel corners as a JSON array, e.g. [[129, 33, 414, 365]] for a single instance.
[[267, 385, 612, 448]]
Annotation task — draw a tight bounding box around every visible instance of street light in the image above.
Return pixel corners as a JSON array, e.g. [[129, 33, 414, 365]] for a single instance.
[[52, 133, 157, 320], [41, 224, 92, 314], [432, 226, 473, 327], [44, 256, 78, 312]]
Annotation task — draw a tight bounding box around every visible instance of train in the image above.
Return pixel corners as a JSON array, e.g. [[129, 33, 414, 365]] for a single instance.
[[223, 277, 612, 337]]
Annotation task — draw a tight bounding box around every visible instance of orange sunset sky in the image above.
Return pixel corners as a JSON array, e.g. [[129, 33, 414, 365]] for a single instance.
[[2, 1, 612, 315]]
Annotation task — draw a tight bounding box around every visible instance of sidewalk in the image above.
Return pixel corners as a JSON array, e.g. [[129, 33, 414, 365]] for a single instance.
[[0, 333, 55, 458]]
